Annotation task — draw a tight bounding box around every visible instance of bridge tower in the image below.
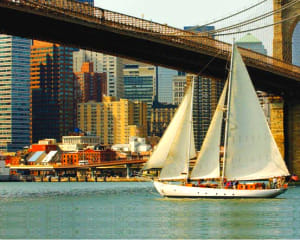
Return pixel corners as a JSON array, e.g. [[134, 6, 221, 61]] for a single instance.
[[273, 0, 300, 176], [273, 0, 300, 61]]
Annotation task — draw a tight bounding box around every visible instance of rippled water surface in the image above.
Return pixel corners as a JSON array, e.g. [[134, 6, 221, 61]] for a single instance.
[[0, 182, 299, 239]]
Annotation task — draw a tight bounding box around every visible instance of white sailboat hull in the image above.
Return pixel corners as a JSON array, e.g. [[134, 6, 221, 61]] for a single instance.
[[154, 181, 287, 198]]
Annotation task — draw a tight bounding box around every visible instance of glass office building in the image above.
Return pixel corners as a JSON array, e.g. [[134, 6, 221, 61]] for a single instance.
[[156, 66, 177, 104], [0, 35, 31, 152]]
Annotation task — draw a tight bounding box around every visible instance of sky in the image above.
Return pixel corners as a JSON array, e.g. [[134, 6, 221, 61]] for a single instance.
[[95, 0, 265, 29], [95, 0, 274, 54]]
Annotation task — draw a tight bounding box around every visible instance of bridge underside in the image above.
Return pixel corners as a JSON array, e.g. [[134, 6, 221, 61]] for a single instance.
[[2, 3, 300, 176], [1, 4, 300, 96]]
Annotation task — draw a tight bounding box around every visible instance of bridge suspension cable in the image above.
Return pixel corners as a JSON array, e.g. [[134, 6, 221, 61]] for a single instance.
[[191, 0, 268, 31], [206, 0, 300, 35], [213, 12, 300, 36]]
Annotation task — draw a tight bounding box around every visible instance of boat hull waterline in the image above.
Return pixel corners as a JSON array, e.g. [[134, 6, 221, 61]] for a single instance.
[[154, 181, 287, 198]]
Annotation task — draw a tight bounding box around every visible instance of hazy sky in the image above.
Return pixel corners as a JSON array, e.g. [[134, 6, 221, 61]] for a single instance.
[[95, 0, 267, 29]]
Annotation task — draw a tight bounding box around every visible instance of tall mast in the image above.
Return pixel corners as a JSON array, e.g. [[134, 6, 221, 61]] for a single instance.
[[186, 78, 195, 181], [222, 42, 235, 186]]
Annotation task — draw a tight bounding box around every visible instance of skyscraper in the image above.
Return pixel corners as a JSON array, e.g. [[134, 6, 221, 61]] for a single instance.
[[184, 25, 224, 151], [30, 40, 75, 143], [172, 74, 186, 105], [73, 49, 124, 99], [236, 33, 267, 55], [74, 62, 107, 103], [123, 64, 156, 116], [0, 35, 31, 152], [103, 54, 124, 99], [73, 49, 103, 74], [156, 66, 177, 104]]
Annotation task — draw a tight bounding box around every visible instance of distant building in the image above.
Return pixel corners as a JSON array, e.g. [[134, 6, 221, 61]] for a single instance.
[[123, 64, 156, 124], [184, 25, 215, 33], [0, 35, 31, 152], [150, 101, 177, 138], [75, 0, 94, 5], [156, 66, 177, 104], [61, 149, 116, 166], [30, 40, 75, 143], [187, 74, 224, 150], [102, 55, 124, 99], [60, 135, 101, 151], [184, 26, 224, 151], [236, 33, 267, 55], [73, 49, 103, 73], [172, 75, 187, 105], [111, 136, 151, 153], [73, 49, 124, 99], [77, 97, 147, 145], [74, 62, 107, 103]]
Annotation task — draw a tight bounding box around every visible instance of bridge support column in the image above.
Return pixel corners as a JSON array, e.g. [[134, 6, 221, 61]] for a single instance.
[[284, 97, 300, 176]]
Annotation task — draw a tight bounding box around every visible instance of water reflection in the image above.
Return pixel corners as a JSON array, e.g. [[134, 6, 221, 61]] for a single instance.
[[0, 182, 299, 239]]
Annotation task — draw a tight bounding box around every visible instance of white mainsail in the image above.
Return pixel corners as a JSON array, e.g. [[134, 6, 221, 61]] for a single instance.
[[143, 84, 196, 170], [224, 45, 290, 180], [190, 81, 228, 180], [159, 84, 196, 180]]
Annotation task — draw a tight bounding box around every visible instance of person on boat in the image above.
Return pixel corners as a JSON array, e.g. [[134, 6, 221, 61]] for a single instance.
[[272, 177, 278, 189], [233, 180, 239, 189], [226, 181, 232, 188]]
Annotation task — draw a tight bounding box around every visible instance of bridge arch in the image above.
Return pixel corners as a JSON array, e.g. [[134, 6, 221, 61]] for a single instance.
[[273, 0, 300, 63]]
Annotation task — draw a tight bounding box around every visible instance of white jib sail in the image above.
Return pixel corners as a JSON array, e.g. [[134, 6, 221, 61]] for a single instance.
[[159, 84, 196, 180], [143, 84, 195, 170], [190, 81, 228, 180], [224, 45, 290, 180]]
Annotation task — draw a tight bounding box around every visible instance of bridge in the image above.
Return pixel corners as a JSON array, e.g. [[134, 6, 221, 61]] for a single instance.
[[1, 0, 300, 95], [1, 0, 300, 175]]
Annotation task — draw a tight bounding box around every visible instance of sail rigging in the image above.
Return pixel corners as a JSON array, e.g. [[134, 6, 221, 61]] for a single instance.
[[224, 45, 290, 180], [159, 83, 196, 180], [190, 81, 228, 180], [144, 84, 196, 175]]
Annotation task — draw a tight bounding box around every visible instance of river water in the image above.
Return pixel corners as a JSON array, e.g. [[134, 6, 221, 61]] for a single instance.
[[0, 182, 299, 239]]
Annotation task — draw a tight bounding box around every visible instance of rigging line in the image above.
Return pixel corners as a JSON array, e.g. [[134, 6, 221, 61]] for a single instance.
[[197, 50, 224, 76], [130, 0, 299, 38], [192, 0, 268, 30], [212, 12, 300, 37], [207, 0, 300, 34]]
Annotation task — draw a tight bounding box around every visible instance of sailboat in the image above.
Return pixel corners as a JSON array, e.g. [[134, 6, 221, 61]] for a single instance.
[[143, 44, 290, 198]]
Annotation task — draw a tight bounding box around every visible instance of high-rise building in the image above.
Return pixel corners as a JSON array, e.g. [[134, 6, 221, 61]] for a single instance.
[[0, 35, 31, 152], [75, 0, 94, 5], [123, 64, 156, 120], [236, 33, 267, 55], [184, 25, 224, 151], [103, 55, 124, 99], [150, 101, 177, 137], [74, 62, 107, 103], [156, 66, 177, 104], [30, 40, 75, 143], [73, 49, 103, 73], [73, 50, 123, 99], [187, 74, 224, 151], [77, 97, 147, 145], [172, 74, 186, 105]]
